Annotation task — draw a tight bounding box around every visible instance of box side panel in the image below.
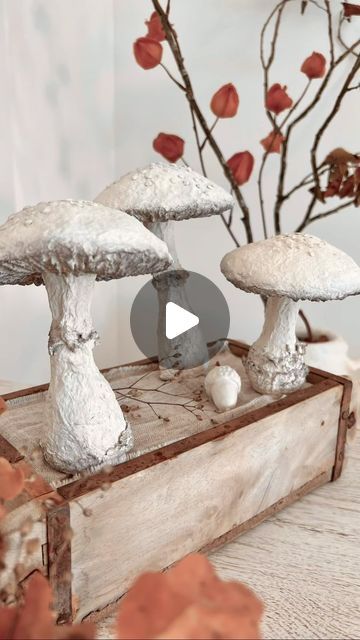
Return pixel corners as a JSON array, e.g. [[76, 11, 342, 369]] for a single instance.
[[70, 384, 342, 620]]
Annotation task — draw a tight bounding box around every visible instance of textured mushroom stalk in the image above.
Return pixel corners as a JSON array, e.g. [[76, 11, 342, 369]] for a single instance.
[[149, 220, 209, 377], [153, 269, 209, 374], [246, 296, 307, 395], [42, 272, 133, 472]]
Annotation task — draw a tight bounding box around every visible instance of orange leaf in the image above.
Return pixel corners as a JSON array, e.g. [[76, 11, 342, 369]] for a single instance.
[[0, 458, 24, 501], [117, 554, 263, 640]]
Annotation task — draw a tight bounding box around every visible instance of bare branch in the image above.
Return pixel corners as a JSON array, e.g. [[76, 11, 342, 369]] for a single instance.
[[153, 0, 253, 244], [325, 1, 335, 67], [310, 53, 360, 199], [296, 199, 354, 231]]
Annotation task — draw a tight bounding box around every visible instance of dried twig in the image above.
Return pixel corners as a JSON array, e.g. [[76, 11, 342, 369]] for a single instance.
[[152, 0, 253, 244], [296, 199, 354, 231]]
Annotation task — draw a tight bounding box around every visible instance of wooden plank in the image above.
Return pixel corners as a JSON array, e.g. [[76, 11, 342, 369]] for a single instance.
[[0, 433, 23, 463], [58, 378, 337, 502], [47, 502, 72, 624], [200, 470, 331, 555], [332, 377, 353, 481], [69, 383, 342, 620]]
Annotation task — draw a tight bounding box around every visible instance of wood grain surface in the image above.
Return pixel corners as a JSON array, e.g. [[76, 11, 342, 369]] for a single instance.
[[95, 423, 360, 640]]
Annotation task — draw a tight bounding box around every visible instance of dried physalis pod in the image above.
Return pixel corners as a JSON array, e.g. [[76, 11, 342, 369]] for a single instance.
[[204, 366, 241, 412]]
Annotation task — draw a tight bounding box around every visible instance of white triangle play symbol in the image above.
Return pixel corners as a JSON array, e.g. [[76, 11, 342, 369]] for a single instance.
[[165, 302, 199, 340]]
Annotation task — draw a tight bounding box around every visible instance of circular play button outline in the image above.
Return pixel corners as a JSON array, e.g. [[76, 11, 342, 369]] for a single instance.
[[130, 270, 230, 370]]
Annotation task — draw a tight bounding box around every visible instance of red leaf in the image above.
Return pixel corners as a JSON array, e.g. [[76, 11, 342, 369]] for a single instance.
[[343, 2, 360, 16]]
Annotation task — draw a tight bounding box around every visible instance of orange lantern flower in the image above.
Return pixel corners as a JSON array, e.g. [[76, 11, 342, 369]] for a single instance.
[[210, 83, 239, 118], [260, 131, 284, 154], [343, 2, 360, 16], [265, 84, 293, 114], [153, 133, 185, 162], [145, 11, 166, 41], [133, 37, 163, 70], [227, 151, 254, 185], [301, 52, 326, 79]]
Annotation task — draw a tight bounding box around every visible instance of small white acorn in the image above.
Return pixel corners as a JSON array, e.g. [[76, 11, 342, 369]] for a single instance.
[[204, 365, 241, 412]]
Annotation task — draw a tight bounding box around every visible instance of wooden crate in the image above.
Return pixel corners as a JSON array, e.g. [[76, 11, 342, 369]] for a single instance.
[[0, 340, 356, 623]]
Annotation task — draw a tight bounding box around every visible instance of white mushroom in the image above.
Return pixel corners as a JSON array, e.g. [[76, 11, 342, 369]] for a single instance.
[[221, 233, 360, 395], [0, 200, 172, 472], [95, 163, 234, 374], [204, 365, 241, 411]]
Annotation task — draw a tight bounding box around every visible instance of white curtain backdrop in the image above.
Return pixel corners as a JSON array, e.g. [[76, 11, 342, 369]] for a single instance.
[[0, 0, 359, 385]]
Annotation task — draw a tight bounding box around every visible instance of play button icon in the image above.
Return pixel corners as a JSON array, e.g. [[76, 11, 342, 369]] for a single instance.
[[130, 270, 230, 370], [165, 302, 199, 339]]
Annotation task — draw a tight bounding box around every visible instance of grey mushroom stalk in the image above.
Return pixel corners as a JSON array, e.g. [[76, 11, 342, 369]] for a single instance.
[[95, 162, 234, 375], [0, 200, 172, 472]]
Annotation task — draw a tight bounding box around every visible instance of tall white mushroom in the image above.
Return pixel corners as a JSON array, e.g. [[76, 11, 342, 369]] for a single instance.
[[95, 162, 234, 373], [221, 233, 360, 394], [0, 200, 172, 472]]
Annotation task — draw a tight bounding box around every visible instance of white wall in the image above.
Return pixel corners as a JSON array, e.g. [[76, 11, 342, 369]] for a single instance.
[[0, 0, 359, 386]]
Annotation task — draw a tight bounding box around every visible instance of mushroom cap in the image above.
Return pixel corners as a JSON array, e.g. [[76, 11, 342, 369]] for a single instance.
[[95, 162, 234, 223], [221, 233, 360, 302], [0, 199, 172, 286]]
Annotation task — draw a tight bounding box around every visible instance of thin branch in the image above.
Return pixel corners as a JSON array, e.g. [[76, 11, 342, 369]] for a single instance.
[[347, 82, 360, 92], [297, 199, 354, 231], [296, 193, 317, 232], [272, 81, 311, 233], [283, 164, 327, 200], [310, 53, 360, 199], [337, 14, 360, 58], [200, 117, 219, 151], [160, 63, 186, 91], [189, 106, 207, 176], [153, 0, 253, 244], [325, 1, 335, 67]]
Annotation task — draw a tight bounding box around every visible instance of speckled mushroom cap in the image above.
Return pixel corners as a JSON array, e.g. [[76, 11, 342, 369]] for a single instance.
[[221, 233, 360, 302], [0, 199, 172, 286], [95, 162, 234, 223]]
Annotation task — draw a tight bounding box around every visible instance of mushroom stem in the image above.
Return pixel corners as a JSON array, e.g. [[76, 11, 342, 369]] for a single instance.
[[147, 221, 209, 376], [147, 221, 181, 271], [41, 272, 133, 473], [246, 296, 308, 394]]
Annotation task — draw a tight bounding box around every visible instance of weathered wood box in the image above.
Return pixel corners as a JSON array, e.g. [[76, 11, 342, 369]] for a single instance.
[[0, 340, 355, 623]]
